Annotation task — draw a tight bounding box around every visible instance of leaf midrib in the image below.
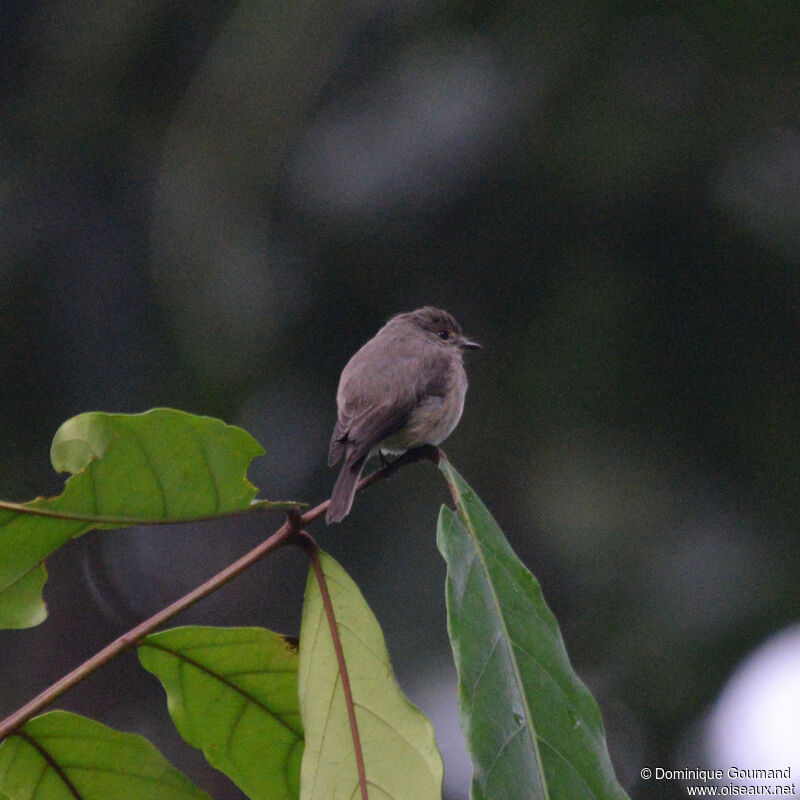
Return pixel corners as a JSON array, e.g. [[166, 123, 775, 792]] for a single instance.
[[444, 463, 548, 800], [141, 641, 302, 738], [445, 468, 604, 798]]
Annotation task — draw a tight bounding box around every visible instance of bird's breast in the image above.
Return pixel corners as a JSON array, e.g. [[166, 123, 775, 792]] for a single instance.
[[379, 361, 468, 452]]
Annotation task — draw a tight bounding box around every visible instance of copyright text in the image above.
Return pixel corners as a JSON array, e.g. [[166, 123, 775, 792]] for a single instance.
[[639, 766, 795, 796]]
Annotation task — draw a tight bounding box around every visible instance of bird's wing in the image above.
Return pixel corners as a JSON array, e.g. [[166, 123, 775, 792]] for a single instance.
[[327, 418, 349, 466], [342, 399, 415, 464], [331, 334, 445, 465]]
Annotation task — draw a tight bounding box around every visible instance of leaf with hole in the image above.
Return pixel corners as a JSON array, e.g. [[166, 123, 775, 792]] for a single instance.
[[437, 457, 629, 800], [139, 625, 303, 800], [298, 550, 443, 799], [0, 408, 295, 630], [0, 710, 210, 800]]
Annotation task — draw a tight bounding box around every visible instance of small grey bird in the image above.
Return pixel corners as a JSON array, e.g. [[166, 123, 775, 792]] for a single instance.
[[326, 306, 480, 523]]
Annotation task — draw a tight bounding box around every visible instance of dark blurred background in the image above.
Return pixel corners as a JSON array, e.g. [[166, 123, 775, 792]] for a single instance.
[[1, 2, 799, 798]]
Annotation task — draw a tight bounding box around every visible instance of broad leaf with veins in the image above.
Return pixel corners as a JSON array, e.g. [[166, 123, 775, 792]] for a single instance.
[[0, 408, 294, 630]]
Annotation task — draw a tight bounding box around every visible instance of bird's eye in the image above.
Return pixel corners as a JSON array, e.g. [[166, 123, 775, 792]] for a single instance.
[[438, 329, 449, 340]]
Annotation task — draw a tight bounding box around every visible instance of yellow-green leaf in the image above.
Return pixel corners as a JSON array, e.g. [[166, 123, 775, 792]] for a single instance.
[[298, 550, 443, 800], [139, 626, 303, 800], [0, 564, 47, 629], [0, 408, 293, 630], [0, 710, 209, 800]]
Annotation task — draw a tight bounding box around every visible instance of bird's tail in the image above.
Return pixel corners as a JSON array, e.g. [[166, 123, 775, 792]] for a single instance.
[[326, 456, 366, 524]]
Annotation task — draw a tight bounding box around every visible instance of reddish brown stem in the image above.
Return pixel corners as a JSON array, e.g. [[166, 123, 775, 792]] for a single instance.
[[297, 444, 440, 528], [0, 522, 294, 741], [0, 446, 441, 742], [0, 500, 296, 525]]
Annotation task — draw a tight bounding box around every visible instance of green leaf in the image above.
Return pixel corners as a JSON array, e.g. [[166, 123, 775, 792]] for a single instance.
[[0, 408, 293, 630], [49, 408, 266, 517], [437, 457, 629, 800], [0, 710, 210, 800], [0, 564, 47, 630], [298, 550, 443, 800], [139, 625, 303, 800]]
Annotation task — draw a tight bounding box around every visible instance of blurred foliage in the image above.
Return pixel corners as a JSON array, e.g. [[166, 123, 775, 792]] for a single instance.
[[0, 1, 798, 798]]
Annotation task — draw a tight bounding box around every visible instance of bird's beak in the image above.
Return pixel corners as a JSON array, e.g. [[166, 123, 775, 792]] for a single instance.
[[460, 337, 482, 350]]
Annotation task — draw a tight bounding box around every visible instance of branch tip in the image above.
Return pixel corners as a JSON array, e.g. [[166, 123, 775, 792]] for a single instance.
[[0, 440, 441, 742], [292, 529, 318, 557], [285, 506, 304, 532]]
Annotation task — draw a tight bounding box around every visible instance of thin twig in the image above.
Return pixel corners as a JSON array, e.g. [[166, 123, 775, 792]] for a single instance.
[[0, 446, 441, 742], [0, 499, 297, 525], [297, 444, 440, 528], [0, 522, 294, 741]]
